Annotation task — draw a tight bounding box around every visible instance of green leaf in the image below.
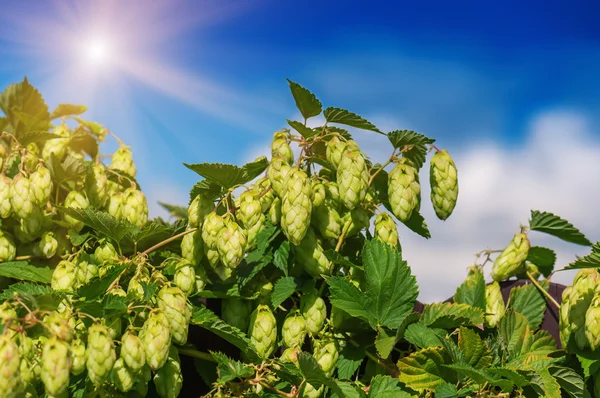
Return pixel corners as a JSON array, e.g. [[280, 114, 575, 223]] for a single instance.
[[548, 366, 585, 398], [68, 230, 90, 246], [50, 104, 87, 120], [297, 352, 328, 389], [527, 246, 557, 277], [287, 119, 318, 139], [507, 283, 547, 330], [74, 117, 106, 138], [565, 242, 600, 270], [210, 351, 254, 383], [387, 130, 435, 149], [323, 107, 382, 134], [158, 202, 188, 219], [191, 305, 259, 362], [368, 375, 411, 397], [189, 180, 223, 203], [375, 328, 396, 359], [404, 323, 444, 348], [105, 168, 140, 190], [273, 359, 303, 386], [442, 363, 490, 385], [453, 268, 485, 310], [529, 210, 591, 246], [47, 152, 86, 184], [17, 131, 59, 146], [486, 368, 529, 387], [457, 327, 492, 369], [0, 282, 55, 301], [69, 128, 98, 159], [102, 294, 128, 317], [576, 353, 600, 380], [337, 345, 364, 380], [286, 79, 322, 120], [397, 347, 450, 391], [184, 157, 269, 191], [273, 240, 290, 276], [0, 261, 53, 283], [325, 276, 373, 324], [400, 209, 431, 239], [434, 383, 459, 398], [330, 382, 362, 398], [76, 264, 127, 299], [498, 309, 529, 359], [324, 249, 360, 269], [0, 77, 50, 135], [131, 221, 183, 253], [529, 368, 562, 398], [271, 277, 297, 308], [421, 303, 484, 329], [57, 207, 136, 245]]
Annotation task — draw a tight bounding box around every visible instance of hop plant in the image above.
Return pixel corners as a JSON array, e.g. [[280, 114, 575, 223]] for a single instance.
[[248, 305, 278, 359], [337, 141, 369, 210], [326, 135, 347, 170], [282, 312, 307, 348], [388, 158, 420, 222], [141, 310, 172, 370], [120, 330, 146, 373], [0, 230, 16, 262], [0, 335, 23, 397], [110, 146, 137, 177], [221, 298, 252, 331], [491, 232, 530, 281], [51, 260, 77, 291], [188, 194, 213, 228], [301, 294, 327, 336], [86, 324, 117, 386], [271, 131, 294, 165], [41, 337, 70, 397], [268, 156, 292, 198], [202, 212, 226, 267], [121, 187, 148, 227], [86, 165, 109, 207], [174, 260, 196, 296], [154, 347, 183, 398], [281, 168, 313, 245], [10, 174, 35, 219], [585, 289, 600, 350], [38, 231, 58, 259], [63, 190, 90, 231], [374, 212, 399, 248], [484, 282, 505, 328], [294, 227, 332, 278], [0, 176, 11, 218], [217, 218, 247, 270], [429, 149, 458, 220], [157, 285, 191, 345], [29, 164, 53, 205]]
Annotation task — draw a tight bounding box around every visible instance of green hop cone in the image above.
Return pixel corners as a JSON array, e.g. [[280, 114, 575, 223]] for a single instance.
[[271, 131, 294, 165], [70, 339, 86, 376], [313, 337, 339, 377], [41, 337, 69, 397], [567, 269, 600, 350], [20, 207, 45, 237], [216, 218, 247, 270], [0, 230, 16, 262], [330, 306, 349, 330], [300, 294, 327, 336], [336, 141, 369, 210], [388, 158, 421, 222], [43, 312, 73, 342], [559, 287, 572, 348], [86, 324, 117, 386], [374, 212, 399, 248], [194, 265, 207, 292], [585, 289, 600, 350], [267, 156, 292, 198], [132, 365, 152, 396], [108, 192, 123, 219], [181, 228, 203, 266], [63, 190, 89, 231], [282, 312, 307, 348], [311, 181, 327, 208], [491, 232, 530, 281], [1, 302, 18, 335], [120, 330, 146, 373], [311, 201, 343, 240], [51, 260, 77, 291], [281, 168, 312, 245], [110, 146, 137, 177], [121, 188, 148, 227], [0, 335, 23, 397], [174, 260, 196, 296], [188, 194, 213, 228], [0, 177, 11, 218], [280, 347, 300, 364], [484, 282, 505, 328], [86, 165, 109, 208], [38, 231, 58, 259], [110, 357, 135, 393], [201, 212, 225, 267], [157, 285, 191, 345], [76, 256, 99, 288], [302, 383, 324, 398], [10, 174, 35, 219], [42, 129, 69, 162], [294, 227, 332, 278], [95, 240, 119, 263], [326, 135, 348, 170], [154, 347, 183, 398], [429, 149, 458, 220], [269, 197, 282, 225], [140, 310, 172, 370], [236, 190, 265, 249], [30, 164, 53, 205], [248, 304, 278, 359], [221, 298, 252, 331], [256, 177, 274, 213]]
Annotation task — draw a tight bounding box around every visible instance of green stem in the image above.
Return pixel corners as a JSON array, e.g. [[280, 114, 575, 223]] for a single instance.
[[527, 272, 560, 309], [367, 149, 396, 189], [141, 227, 198, 256], [177, 347, 216, 362], [335, 219, 352, 252]]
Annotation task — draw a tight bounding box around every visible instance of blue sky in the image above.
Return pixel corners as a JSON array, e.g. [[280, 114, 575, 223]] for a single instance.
[[1, 0, 599, 298]]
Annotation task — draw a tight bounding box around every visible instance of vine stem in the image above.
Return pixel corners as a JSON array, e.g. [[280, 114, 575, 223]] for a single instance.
[[141, 227, 198, 256], [176, 348, 216, 362], [257, 380, 294, 398], [367, 149, 396, 189], [14, 255, 33, 261], [335, 219, 352, 252], [527, 272, 560, 309]]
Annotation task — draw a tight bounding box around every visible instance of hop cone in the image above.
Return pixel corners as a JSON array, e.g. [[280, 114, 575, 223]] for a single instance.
[[280, 347, 299, 364], [69, 339, 86, 376], [311, 202, 343, 240], [217, 218, 247, 270], [336, 141, 369, 210], [120, 331, 146, 373], [132, 365, 152, 396], [484, 282, 505, 328], [20, 207, 45, 237], [282, 312, 307, 348], [154, 347, 183, 398], [38, 231, 58, 259], [174, 260, 196, 296], [256, 177, 274, 213], [41, 337, 70, 396], [140, 311, 172, 370], [568, 269, 600, 350], [157, 286, 191, 345], [121, 188, 148, 227], [388, 159, 420, 222], [0, 231, 16, 262], [430, 149, 458, 220], [110, 357, 135, 393], [30, 165, 53, 205], [294, 227, 332, 278], [110, 146, 136, 177], [374, 213, 399, 248], [301, 294, 327, 335], [586, 290, 600, 350], [326, 135, 347, 170], [269, 197, 282, 225], [491, 232, 530, 281], [10, 174, 35, 219], [41, 136, 69, 163], [86, 165, 109, 207], [271, 131, 294, 165], [330, 306, 349, 330], [76, 256, 99, 288], [248, 305, 278, 359], [0, 177, 11, 218], [63, 190, 89, 231], [181, 228, 203, 266], [221, 298, 252, 331], [108, 192, 123, 220], [343, 207, 371, 237], [281, 168, 312, 245], [86, 324, 117, 386], [311, 181, 327, 207], [188, 194, 213, 228], [313, 337, 339, 377], [51, 260, 77, 291], [559, 287, 573, 348], [44, 312, 73, 342], [302, 382, 324, 398], [95, 240, 118, 263], [267, 157, 292, 198], [0, 335, 23, 397], [201, 212, 225, 267], [236, 190, 264, 248]]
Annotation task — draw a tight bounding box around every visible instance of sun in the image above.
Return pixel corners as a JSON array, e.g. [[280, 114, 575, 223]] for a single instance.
[[83, 38, 111, 66]]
